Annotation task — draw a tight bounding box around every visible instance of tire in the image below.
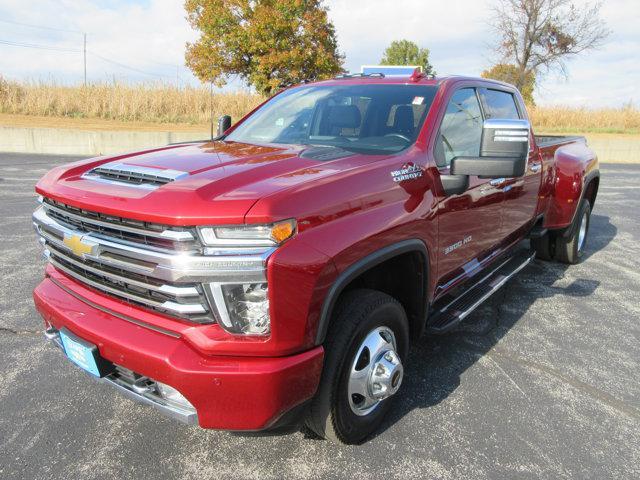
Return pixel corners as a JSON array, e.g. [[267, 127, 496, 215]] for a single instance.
[[531, 232, 554, 261], [555, 199, 591, 264], [305, 289, 409, 444]]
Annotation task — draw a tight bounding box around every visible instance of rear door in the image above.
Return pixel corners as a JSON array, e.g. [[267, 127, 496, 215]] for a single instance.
[[434, 87, 505, 293], [479, 88, 542, 240]]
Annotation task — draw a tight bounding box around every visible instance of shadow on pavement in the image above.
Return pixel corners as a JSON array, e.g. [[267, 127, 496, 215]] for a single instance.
[[369, 213, 617, 441]]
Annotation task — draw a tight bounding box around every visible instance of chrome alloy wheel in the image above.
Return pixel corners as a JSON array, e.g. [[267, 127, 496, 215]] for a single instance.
[[347, 326, 404, 416], [577, 211, 588, 252]]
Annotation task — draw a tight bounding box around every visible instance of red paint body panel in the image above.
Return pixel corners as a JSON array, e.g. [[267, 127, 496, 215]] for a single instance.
[[33, 75, 599, 430], [34, 273, 323, 430], [540, 139, 599, 230]]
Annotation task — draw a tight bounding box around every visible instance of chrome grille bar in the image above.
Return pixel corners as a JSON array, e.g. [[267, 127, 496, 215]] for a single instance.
[[42, 198, 197, 252], [48, 255, 207, 316], [47, 243, 200, 298], [33, 201, 273, 325]]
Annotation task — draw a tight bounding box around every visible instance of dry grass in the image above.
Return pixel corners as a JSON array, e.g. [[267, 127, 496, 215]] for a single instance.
[[1, 78, 638, 134], [528, 105, 640, 134], [0, 78, 263, 125]]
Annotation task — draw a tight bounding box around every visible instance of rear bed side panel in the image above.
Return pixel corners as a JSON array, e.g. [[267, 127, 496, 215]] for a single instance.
[[541, 140, 599, 230]]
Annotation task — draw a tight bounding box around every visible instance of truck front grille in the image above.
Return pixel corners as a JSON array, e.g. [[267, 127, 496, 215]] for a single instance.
[[33, 196, 270, 327], [34, 201, 215, 323], [46, 243, 211, 322], [43, 198, 199, 252]]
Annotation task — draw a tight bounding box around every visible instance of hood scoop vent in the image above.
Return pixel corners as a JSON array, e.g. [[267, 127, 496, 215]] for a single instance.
[[83, 162, 189, 189]]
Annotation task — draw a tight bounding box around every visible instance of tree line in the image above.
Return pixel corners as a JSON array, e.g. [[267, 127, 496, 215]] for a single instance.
[[185, 0, 609, 104]]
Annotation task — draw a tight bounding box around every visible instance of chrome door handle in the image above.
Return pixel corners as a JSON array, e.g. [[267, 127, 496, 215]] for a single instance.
[[489, 178, 506, 186], [530, 163, 542, 173]]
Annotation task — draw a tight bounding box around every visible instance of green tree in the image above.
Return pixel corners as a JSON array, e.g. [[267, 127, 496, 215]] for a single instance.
[[380, 40, 435, 76], [185, 0, 344, 96], [481, 63, 536, 105]]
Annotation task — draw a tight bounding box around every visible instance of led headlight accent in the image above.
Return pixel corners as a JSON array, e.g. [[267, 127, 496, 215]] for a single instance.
[[198, 219, 296, 247], [209, 282, 270, 335]]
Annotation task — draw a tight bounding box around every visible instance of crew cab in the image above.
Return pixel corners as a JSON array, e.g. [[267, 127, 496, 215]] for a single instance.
[[32, 73, 599, 444]]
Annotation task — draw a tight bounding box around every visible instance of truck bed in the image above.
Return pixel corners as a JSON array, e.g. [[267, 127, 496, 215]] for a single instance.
[[535, 135, 586, 148]]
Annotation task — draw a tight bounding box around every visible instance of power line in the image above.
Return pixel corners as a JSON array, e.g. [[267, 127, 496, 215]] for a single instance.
[[88, 51, 171, 79], [0, 18, 83, 35], [0, 38, 79, 53], [0, 38, 173, 78]]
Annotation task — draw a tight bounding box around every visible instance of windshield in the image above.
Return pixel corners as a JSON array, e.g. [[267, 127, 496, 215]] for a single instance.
[[225, 84, 438, 155]]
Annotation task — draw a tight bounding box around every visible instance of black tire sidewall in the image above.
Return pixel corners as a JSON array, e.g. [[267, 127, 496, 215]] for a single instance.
[[575, 201, 591, 259], [555, 199, 591, 264], [330, 301, 409, 443]]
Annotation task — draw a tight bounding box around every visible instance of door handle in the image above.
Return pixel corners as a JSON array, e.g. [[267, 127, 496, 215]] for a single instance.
[[530, 163, 542, 173], [480, 178, 505, 193]]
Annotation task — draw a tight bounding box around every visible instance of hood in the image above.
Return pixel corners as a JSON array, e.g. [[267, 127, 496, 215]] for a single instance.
[[36, 141, 366, 225]]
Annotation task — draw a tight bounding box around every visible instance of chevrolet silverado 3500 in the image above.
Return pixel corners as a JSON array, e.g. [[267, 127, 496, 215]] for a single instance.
[[33, 73, 599, 444]]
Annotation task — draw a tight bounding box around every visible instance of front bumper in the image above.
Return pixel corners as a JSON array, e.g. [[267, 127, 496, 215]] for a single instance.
[[34, 276, 324, 431]]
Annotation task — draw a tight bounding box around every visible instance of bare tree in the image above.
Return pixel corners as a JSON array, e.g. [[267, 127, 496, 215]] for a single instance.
[[491, 0, 610, 90]]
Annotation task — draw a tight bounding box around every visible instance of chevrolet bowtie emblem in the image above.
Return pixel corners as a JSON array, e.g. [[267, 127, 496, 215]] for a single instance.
[[63, 234, 95, 257]]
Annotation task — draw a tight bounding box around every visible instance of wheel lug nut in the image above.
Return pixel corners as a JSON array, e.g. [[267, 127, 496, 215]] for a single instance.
[[384, 352, 393, 362]]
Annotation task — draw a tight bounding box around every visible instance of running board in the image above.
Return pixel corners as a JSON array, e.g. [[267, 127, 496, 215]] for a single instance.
[[427, 250, 535, 334]]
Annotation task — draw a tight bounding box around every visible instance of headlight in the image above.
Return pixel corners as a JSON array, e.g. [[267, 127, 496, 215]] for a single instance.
[[198, 219, 296, 247], [208, 282, 270, 335]]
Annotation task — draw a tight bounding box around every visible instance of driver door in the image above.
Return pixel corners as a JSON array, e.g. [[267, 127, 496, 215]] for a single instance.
[[434, 87, 504, 294]]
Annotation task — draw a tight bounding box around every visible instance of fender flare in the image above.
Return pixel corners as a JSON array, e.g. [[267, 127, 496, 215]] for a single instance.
[[314, 239, 429, 345], [561, 169, 600, 238]]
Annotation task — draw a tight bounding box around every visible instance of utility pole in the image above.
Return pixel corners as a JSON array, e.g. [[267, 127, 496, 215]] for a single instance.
[[83, 33, 87, 86]]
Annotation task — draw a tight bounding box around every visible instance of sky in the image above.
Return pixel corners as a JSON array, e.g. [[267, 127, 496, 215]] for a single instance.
[[0, 0, 638, 107]]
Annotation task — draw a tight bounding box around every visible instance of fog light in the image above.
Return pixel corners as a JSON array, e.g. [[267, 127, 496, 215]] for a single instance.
[[156, 382, 195, 411]]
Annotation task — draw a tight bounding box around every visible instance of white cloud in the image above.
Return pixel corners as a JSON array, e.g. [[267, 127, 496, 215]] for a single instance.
[[0, 0, 637, 106], [325, 0, 640, 107], [0, 0, 198, 84]]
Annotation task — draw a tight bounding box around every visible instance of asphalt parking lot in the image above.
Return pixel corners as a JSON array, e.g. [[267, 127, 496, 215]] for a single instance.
[[0, 152, 638, 479]]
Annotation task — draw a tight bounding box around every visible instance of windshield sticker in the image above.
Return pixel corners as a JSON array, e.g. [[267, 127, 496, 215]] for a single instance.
[[412, 96, 424, 105]]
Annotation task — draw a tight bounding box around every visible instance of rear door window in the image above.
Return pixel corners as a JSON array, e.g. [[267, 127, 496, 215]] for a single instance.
[[480, 89, 521, 119]]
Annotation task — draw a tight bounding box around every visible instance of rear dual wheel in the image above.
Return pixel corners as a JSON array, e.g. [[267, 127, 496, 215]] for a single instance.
[[531, 199, 591, 265], [555, 199, 591, 264], [306, 289, 409, 444]]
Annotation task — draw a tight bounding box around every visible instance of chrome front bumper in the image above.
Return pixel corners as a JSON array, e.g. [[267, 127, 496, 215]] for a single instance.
[[44, 326, 198, 425]]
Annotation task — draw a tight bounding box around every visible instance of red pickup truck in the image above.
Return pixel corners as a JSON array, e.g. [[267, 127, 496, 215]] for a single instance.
[[33, 74, 599, 444]]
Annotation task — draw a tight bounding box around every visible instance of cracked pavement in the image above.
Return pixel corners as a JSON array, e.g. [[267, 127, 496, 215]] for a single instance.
[[0, 153, 638, 479]]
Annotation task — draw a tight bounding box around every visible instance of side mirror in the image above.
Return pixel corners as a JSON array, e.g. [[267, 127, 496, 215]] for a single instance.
[[217, 115, 232, 137], [450, 119, 530, 178]]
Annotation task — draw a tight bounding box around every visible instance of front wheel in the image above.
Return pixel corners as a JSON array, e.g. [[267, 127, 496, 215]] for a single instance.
[[305, 289, 409, 444], [555, 199, 591, 264]]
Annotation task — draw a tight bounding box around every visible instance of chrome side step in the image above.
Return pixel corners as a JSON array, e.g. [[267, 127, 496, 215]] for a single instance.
[[427, 250, 535, 334]]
